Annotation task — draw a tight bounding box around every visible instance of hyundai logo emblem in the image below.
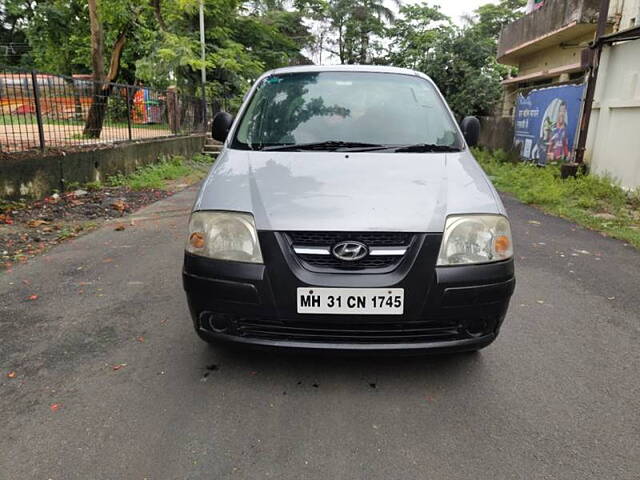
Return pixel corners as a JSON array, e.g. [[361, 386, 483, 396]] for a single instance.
[[332, 241, 369, 262]]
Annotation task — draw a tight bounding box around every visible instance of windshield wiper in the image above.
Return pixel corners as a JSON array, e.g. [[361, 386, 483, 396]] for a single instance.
[[259, 141, 462, 153], [389, 143, 462, 153], [260, 141, 385, 152]]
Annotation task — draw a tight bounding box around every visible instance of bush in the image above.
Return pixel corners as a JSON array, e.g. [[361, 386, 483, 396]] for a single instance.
[[472, 148, 640, 249], [106, 154, 213, 190], [108, 155, 191, 190]]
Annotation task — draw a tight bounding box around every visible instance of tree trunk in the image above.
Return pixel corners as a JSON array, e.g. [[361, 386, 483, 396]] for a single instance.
[[84, 20, 128, 138], [87, 0, 104, 82], [359, 29, 367, 63], [167, 87, 180, 134], [338, 24, 345, 64], [83, 85, 112, 138], [84, 0, 106, 138]]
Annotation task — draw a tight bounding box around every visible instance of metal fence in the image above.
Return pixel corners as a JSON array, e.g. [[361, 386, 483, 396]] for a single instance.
[[0, 67, 212, 154]]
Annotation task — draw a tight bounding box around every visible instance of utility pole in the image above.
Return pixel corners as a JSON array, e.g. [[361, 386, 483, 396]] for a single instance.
[[199, 0, 207, 128], [573, 0, 611, 165]]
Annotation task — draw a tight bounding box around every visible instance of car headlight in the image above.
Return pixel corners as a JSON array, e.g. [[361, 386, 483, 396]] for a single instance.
[[437, 215, 513, 266], [186, 211, 263, 263]]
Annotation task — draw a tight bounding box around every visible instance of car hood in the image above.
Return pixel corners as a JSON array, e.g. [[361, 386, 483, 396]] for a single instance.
[[194, 149, 504, 232]]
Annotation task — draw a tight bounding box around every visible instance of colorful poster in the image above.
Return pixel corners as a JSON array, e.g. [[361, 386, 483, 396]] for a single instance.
[[132, 88, 165, 124], [513, 83, 585, 165]]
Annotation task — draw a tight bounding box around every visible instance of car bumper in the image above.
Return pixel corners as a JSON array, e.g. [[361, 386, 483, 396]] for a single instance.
[[192, 328, 497, 353], [183, 232, 515, 353]]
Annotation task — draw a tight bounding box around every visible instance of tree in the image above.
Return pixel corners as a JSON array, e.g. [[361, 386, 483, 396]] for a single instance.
[[87, 0, 104, 85], [20, 0, 126, 77], [0, 0, 33, 66], [133, 0, 315, 111], [4, 0, 528, 122], [83, 0, 138, 138], [322, 0, 398, 65], [5, 0, 318, 113], [385, 1, 526, 117], [384, 4, 449, 71], [470, 0, 526, 40]]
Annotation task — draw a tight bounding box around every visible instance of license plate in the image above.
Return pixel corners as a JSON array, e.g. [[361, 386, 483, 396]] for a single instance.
[[297, 288, 404, 315]]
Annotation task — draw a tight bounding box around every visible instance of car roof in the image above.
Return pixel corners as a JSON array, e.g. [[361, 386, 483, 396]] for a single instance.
[[265, 64, 429, 80]]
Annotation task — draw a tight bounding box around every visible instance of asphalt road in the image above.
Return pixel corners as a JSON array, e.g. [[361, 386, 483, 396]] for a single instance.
[[1, 185, 639, 480]]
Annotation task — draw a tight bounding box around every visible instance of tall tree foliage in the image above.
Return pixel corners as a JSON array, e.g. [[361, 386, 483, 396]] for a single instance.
[[8, 0, 314, 96], [321, 0, 399, 65], [129, 0, 315, 105], [471, 0, 527, 40], [386, 0, 525, 117], [82, 0, 139, 137], [4, 0, 526, 119], [0, 0, 33, 66]]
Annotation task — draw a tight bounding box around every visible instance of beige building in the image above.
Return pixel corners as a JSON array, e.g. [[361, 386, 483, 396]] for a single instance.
[[496, 0, 640, 189], [498, 0, 639, 115]]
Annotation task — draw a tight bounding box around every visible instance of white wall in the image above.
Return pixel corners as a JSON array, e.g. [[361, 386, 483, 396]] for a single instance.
[[585, 40, 640, 190], [609, 0, 640, 28], [623, 0, 640, 28]]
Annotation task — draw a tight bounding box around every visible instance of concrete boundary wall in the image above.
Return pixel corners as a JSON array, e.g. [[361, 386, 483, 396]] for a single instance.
[[478, 116, 517, 153], [0, 135, 206, 199]]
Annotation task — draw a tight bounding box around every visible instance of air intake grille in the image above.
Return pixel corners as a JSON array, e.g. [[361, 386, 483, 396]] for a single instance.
[[234, 318, 463, 343], [298, 254, 399, 269]]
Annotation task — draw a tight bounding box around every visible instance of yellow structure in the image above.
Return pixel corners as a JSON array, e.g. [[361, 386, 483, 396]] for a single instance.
[[496, 0, 640, 189], [497, 0, 639, 116]]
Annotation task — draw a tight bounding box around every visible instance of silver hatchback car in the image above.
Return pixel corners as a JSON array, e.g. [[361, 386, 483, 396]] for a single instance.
[[183, 65, 515, 353]]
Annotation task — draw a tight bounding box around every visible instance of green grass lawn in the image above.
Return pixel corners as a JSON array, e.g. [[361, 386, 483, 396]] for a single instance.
[[0, 113, 38, 125], [474, 148, 640, 249]]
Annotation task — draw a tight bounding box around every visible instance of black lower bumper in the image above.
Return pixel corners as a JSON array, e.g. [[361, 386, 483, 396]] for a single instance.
[[183, 232, 515, 353], [193, 328, 497, 353]]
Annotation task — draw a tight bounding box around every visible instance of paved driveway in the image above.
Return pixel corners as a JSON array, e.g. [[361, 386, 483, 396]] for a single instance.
[[1, 186, 638, 479]]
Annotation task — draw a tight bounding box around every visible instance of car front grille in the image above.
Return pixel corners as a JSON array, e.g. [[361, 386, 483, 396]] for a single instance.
[[284, 231, 414, 272], [233, 318, 463, 344]]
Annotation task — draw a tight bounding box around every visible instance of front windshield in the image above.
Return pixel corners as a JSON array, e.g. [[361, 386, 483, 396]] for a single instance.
[[232, 71, 463, 150]]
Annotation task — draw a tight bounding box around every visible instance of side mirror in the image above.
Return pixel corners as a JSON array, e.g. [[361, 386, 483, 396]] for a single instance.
[[212, 112, 234, 142], [460, 116, 481, 148]]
